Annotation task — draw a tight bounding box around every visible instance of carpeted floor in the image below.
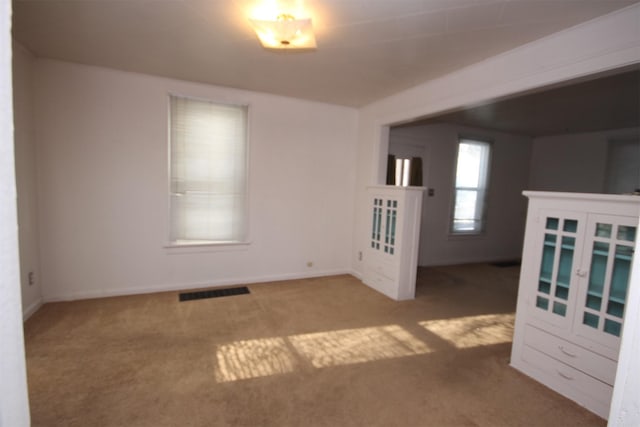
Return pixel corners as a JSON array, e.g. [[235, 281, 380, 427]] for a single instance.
[[24, 264, 606, 426]]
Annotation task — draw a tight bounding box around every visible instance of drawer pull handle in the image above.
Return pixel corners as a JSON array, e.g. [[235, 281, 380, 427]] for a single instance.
[[558, 346, 577, 358], [557, 370, 574, 381]]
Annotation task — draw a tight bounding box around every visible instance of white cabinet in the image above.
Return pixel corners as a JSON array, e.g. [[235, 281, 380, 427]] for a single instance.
[[511, 191, 639, 419], [362, 185, 424, 300]]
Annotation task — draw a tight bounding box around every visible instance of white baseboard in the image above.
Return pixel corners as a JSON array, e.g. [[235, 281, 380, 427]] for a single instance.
[[22, 298, 43, 321], [349, 268, 363, 280], [42, 268, 355, 302]]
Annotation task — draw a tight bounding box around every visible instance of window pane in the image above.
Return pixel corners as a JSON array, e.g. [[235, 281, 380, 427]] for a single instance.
[[170, 95, 248, 243], [454, 190, 478, 226], [171, 193, 245, 242], [452, 139, 490, 234], [456, 141, 489, 188]]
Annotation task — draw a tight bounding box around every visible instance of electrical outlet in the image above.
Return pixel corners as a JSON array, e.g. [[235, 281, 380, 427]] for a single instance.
[[28, 271, 34, 286]]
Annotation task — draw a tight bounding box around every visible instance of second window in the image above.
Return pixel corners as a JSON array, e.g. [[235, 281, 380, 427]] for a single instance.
[[451, 138, 491, 235]]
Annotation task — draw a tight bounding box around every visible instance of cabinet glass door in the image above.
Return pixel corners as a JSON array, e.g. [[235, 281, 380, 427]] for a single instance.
[[370, 196, 400, 256], [577, 216, 636, 346], [384, 199, 398, 255], [533, 213, 584, 327], [370, 198, 383, 251]]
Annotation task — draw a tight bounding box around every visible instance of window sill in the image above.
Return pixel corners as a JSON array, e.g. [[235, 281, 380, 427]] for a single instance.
[[164, 240, 251, 254], [447, 232, 486, 241]]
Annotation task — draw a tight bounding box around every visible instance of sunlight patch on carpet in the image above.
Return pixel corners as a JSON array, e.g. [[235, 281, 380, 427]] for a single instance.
[[213, 315, 514, 383], [289, 325, 431, 368], [213, 325, 432, 382], [215, 337, 296, 382], [419, 313, 515, 349]]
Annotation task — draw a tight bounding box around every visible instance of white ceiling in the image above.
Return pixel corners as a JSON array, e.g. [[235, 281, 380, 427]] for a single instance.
[[12, 0, 639, 107]]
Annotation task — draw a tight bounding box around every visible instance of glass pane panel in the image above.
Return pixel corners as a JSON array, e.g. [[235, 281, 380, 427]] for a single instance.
[[595, 223, 612, 238], [604, 319, 622, 337], [607, 301, 624, 318], [171, 193, 245, 242], [586, 294, 602, 311], [555, 284, 569, 300], [540, 234, 556, 282], [390, 210, 397, 246], [453, 190, 479, 232], [552, 302, 567, 317], [583, 312, 599, 329], [556, 236, 575, 287], [538, 281, 551, 294], [455, 142, 489, 188], [609, 244, 632, 309], [385, 209, 391, 244], [536, 296, 549, 310], [546, 217, 559, 230], [617, 225, 636, 242], [587, 242, 609, 303], [371, 204, 379, 240], [563, 219, 578, 233], [372, 201, 382, 248], [452, 140, 490, 235]]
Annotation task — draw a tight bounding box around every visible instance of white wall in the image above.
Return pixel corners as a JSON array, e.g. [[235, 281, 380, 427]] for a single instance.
[[33, 59, 358, 301], [352, 4, 640, 277], [390, 123, 531, 266], [13, 42, 42, 318], [0, 0, 31, 424], [529, 127, 640, 194], [353, 5, 640, 423]]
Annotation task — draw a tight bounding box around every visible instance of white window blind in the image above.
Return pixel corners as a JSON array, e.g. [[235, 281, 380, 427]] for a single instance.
[[451, 139, 491, 234], [169, 95, 248, 244]]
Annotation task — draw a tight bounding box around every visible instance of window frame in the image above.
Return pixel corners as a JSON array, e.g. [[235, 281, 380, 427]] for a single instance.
[[166, 93, 251, 249], [449, 136, 492, 237]]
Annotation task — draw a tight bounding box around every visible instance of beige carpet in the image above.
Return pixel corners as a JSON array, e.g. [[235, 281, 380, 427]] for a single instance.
[[24, 264, 605, 426]]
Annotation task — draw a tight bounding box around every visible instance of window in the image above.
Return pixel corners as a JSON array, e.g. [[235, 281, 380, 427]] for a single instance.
[[451, 138, 491, 234], [386, 155, 423, 187], [395, 158, 412, 186], [169, 95, 248, 245]]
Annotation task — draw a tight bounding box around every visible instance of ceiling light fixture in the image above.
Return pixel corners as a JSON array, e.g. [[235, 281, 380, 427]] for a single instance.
[[249, 13, 316, 50]]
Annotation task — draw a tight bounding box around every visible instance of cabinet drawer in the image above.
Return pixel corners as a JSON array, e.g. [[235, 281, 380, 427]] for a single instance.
[[521, 345, 612, 418], [524, 324, 617, 385]]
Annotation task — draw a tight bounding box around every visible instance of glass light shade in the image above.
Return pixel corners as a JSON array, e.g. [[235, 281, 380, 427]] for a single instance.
[[249, 16, 316, 50]]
